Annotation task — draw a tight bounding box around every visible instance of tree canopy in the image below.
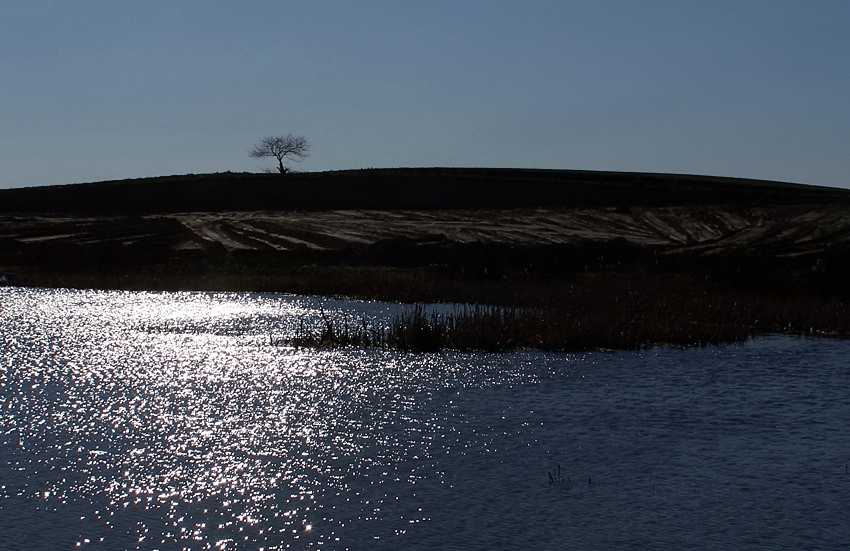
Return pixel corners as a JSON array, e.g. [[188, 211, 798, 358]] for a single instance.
[[249, 135, 310, 174]]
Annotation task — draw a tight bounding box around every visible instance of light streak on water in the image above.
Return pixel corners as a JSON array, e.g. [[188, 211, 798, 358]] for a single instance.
[[1, 287, 850, 550]]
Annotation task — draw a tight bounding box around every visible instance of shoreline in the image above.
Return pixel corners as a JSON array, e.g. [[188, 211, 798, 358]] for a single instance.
[[3, 169, 850, 352], [5, 261, 848, 353]]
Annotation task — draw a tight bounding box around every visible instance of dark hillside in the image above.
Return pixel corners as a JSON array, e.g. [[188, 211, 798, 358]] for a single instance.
[[4, 168, 850, 348], [2, 168, 848, 215]]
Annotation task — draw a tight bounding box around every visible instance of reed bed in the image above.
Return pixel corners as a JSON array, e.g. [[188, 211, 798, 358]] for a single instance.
[[12, 258, 850, 352], [287, 305, 525, 352], [285, 274, 850, 352]]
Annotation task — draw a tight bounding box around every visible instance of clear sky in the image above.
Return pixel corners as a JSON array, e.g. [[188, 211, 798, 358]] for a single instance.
[[2, 1, 849, 189]]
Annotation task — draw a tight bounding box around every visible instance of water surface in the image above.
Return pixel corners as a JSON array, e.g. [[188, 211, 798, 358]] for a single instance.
[[2, 287, 849, 550]]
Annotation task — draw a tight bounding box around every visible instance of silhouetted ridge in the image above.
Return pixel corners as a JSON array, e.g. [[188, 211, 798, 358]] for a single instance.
[[1, 168, 847, 215]]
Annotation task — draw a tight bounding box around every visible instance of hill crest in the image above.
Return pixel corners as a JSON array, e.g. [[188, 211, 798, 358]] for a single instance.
[[1, 168, 848, 215]]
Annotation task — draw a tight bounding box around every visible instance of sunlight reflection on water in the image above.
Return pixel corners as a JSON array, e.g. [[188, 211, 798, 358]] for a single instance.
[[2, 287, 850, 550], [1, 288, 536, 549]]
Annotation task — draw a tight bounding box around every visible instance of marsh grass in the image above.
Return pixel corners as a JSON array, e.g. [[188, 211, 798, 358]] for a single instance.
[[285, 305, 523, 352], [10, 260, 850, 352], [284, 273, 850, 352], [287, 310, 385, 348]]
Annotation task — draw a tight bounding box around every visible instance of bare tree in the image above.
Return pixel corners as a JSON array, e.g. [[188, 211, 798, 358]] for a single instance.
[[249, 135, 311, 174]]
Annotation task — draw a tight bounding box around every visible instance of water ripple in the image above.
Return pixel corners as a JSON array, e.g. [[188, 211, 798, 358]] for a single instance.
[[2, 288, 850, 550]]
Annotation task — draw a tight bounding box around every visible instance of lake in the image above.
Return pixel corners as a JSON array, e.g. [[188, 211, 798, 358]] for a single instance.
[[1, 287, 849, 550]]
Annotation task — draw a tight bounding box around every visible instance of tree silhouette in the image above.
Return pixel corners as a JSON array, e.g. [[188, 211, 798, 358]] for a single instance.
[[249, 135, 311, 174]]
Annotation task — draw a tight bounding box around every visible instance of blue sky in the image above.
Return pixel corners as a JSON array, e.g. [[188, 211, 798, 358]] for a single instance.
[[2, 1, 849, 189]]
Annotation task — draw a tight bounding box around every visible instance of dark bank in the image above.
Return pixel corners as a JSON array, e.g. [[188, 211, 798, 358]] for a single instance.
[[2, 168, 850, 351]]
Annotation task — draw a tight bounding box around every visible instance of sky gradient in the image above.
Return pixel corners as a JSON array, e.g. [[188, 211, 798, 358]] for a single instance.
[[3, 1, 849, 189]]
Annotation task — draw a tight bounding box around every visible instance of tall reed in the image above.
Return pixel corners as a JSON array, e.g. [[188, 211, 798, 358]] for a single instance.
[[284, 275, 850, 352]]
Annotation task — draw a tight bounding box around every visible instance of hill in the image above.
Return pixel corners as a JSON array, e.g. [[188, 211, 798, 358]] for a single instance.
[[4, 168, 850, 349], [2, 168, 848, 214], [1, 167, 849, 302]]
